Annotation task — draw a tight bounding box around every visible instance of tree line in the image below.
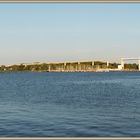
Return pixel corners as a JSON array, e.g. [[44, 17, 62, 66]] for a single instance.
[[0, 62, 138, 72]]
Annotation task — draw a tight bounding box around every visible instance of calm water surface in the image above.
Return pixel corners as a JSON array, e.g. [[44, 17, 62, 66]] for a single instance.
[[0, 72, 140, 136]]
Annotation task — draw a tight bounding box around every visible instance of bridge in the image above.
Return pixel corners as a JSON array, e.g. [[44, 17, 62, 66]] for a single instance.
[[121, 58, 140, 71], [47, 61, 109, 72]]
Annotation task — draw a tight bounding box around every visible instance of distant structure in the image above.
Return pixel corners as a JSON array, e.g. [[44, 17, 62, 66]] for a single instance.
[[119, 58, 140, 71], [46, 61, 109, 72]]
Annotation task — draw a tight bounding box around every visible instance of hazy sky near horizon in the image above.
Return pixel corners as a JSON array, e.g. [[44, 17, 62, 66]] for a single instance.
[[0, 4, 140, 64]]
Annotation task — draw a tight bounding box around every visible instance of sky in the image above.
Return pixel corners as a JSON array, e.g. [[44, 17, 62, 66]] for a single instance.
[[0, 4, 140, 65]]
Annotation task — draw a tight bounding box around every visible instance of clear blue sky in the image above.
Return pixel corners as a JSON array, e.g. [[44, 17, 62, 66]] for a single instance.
[[0, 4, 140, 65]]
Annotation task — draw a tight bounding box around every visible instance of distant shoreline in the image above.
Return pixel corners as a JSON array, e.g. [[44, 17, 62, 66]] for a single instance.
[[0, 70, 139, 73], [0, 60, 139, 72]]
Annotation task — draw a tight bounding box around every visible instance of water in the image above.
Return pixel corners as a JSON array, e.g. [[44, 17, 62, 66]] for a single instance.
[[0, 72, 140, 137]]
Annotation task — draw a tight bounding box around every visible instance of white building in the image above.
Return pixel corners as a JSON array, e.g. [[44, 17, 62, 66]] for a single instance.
[[118, 65, 123, 70]]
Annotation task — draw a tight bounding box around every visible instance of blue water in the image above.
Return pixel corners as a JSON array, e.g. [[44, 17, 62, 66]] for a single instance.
[[0, 72, 140, 136]]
